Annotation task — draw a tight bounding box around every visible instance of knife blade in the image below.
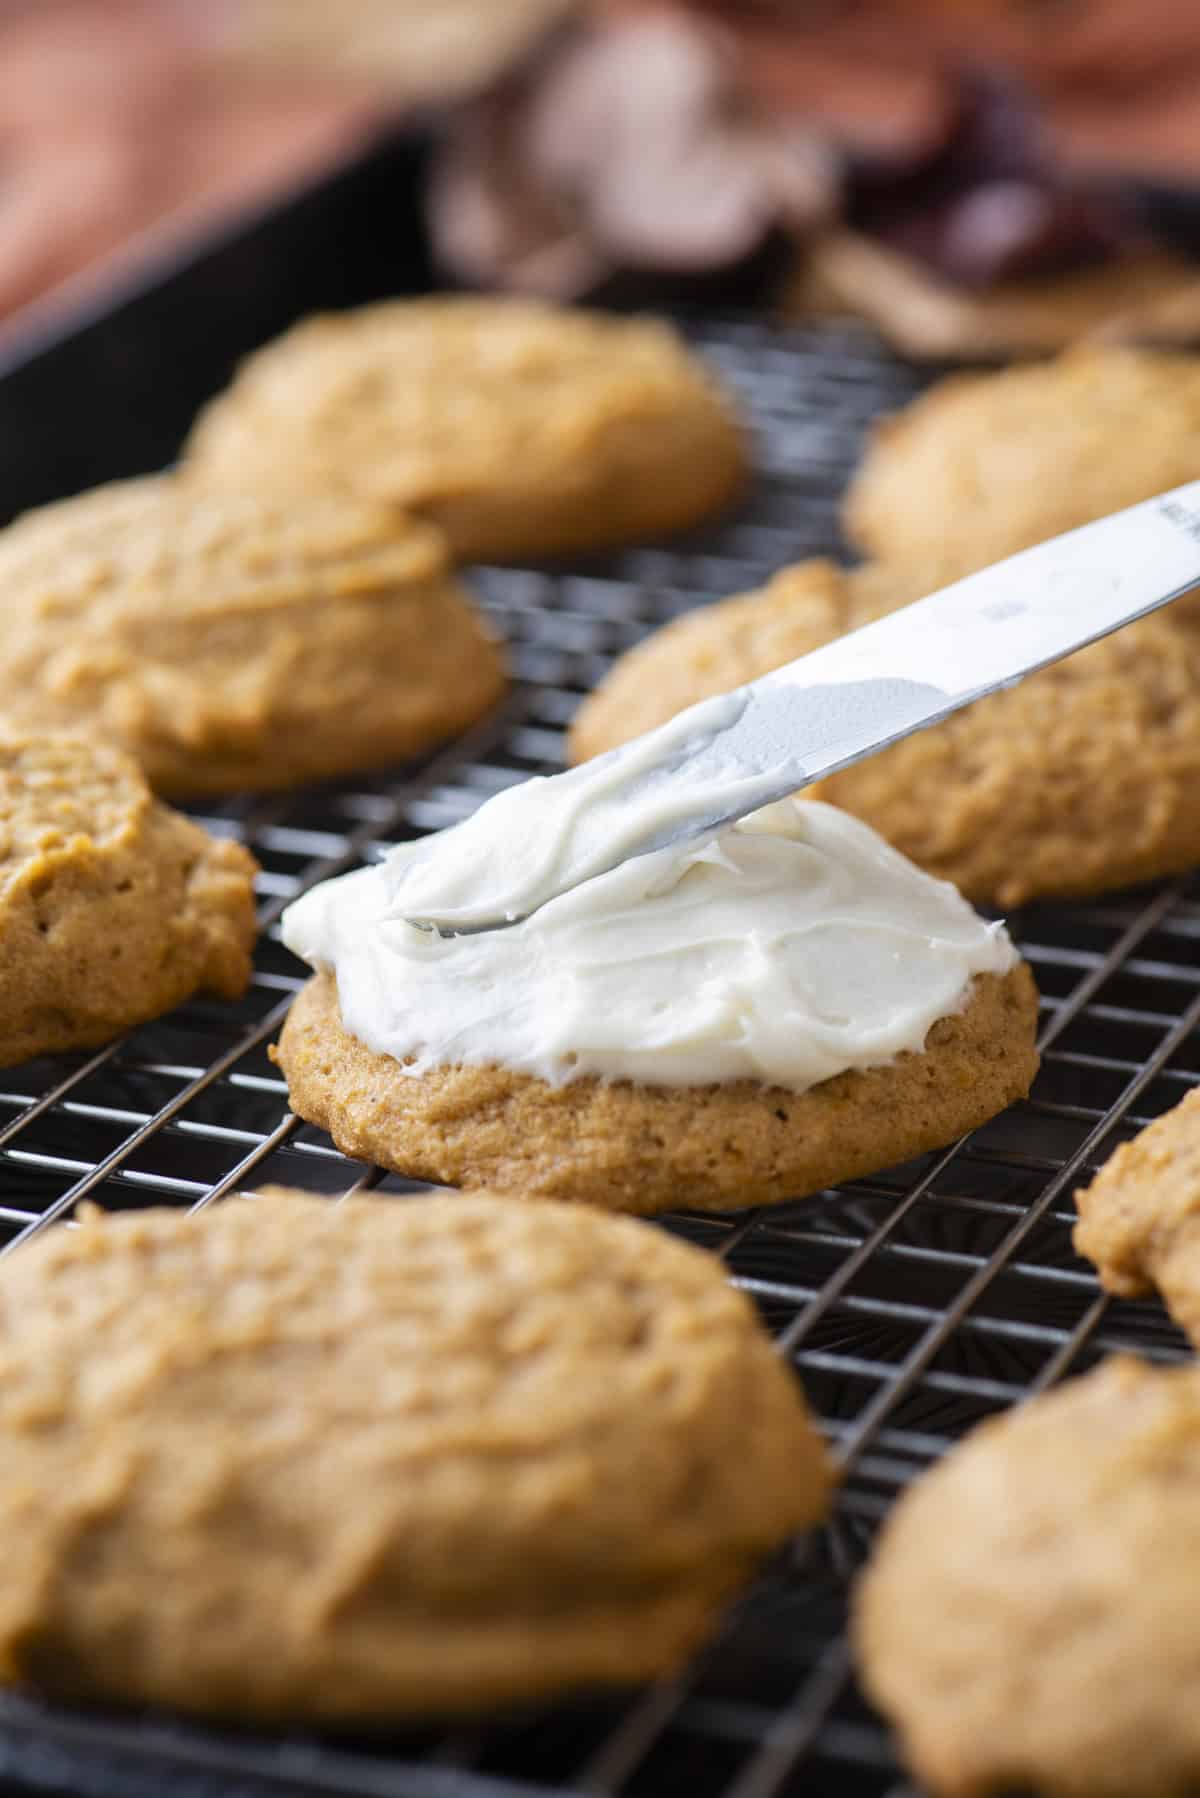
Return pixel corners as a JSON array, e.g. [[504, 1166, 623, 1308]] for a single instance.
[[394, 480, 1200, 933]]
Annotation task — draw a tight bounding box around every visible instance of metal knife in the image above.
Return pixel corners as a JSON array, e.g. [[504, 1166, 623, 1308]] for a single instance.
[[397, 481, 1200, 933]]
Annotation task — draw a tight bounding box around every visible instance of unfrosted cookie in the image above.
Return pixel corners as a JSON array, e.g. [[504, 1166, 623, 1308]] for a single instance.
[[0, 734, 256, 1066], [182, 298, 747, 562], [1075, 1084, 1200, 1347], [0, 475, 506, 796], [0, 1190, 828, 1721], [568, 557, 1200, 906], [844, 346, 1200, 577], [857, 1356, 1200, 1798], [272, 965, 1038, 1212]]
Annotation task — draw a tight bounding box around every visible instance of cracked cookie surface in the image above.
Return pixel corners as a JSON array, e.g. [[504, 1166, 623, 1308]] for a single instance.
[[0, 733, 256, 1066], [1075, 1084, 1200, 1346]]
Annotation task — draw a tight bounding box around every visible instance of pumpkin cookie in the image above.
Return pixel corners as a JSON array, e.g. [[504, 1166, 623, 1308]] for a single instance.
[[1075, 1084, 1200, 1347], [0, 1191, 828, 1721], [0, 734, 256, 1066], [568, 558, 1200, 906], [273, 962, 1037, 1213], [182, 297, 747, 562], [844, 346, 1200, 578], [275, 793, 1037, 1211], [0, 475, 506, 796], [857, 1356, 1200, 1798]]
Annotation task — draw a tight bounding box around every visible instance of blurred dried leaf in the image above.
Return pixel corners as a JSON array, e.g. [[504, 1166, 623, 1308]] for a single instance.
[[785, 230, 1200, 359], [431, 12, 838, 295]]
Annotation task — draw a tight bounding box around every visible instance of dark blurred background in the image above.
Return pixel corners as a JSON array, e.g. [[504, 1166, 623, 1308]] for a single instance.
[[6, 1, 1200, 350], [4, 0, 1200, 520]]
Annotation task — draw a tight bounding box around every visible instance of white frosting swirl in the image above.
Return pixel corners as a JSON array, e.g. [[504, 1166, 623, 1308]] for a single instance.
[[281, 799, 1017, 1091]]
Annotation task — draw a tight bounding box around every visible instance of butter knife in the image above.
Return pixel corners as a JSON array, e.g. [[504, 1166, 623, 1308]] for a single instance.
[[395, 481, 1200, 933]]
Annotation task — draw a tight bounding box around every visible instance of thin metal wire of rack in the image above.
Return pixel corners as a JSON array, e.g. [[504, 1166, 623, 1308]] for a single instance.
[[0, 317, 1197, 1798]]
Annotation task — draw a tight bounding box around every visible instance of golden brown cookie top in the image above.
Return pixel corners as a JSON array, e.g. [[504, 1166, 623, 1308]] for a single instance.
[[182, 297, 743, 516], [0, 1191, 827, 1716], [1075, 1086, 1200, 1362], [1075, 1087, 1200, 1299], [0, 731, 257, 1065], [1, 473, 449, 627], [0, 733, 150, 885], [0, 474, 502, 796], [857, 1355, 1200, 1798], [843, 345, 1200, 577], [0, 728, 257, 960]]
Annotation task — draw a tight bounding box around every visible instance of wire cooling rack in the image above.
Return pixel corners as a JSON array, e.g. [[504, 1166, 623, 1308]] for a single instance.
[[0, 316, 1197, 1798]]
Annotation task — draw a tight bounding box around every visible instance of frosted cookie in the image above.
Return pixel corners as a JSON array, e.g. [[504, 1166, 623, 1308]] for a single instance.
[[0, 476, 506, 796], [182, 298, 747, 563], [1075, 1084, 1200, 1348], [273, 799, 1039, 1211], [857, 1356, 1200, 1798], [568, 558, 1200, 906], [0, 1191, 828, 1721], [0, 734, 256, 1066], [844, 346, 1200, 578]]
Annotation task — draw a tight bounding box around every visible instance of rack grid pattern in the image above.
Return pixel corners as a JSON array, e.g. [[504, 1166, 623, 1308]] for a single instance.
[[0, 319, 1195, 1798]]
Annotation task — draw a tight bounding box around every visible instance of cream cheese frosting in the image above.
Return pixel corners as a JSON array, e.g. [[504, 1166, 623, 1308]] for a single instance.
[[281, 798, 1018, 1091], [384, 690, 754, 931]]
